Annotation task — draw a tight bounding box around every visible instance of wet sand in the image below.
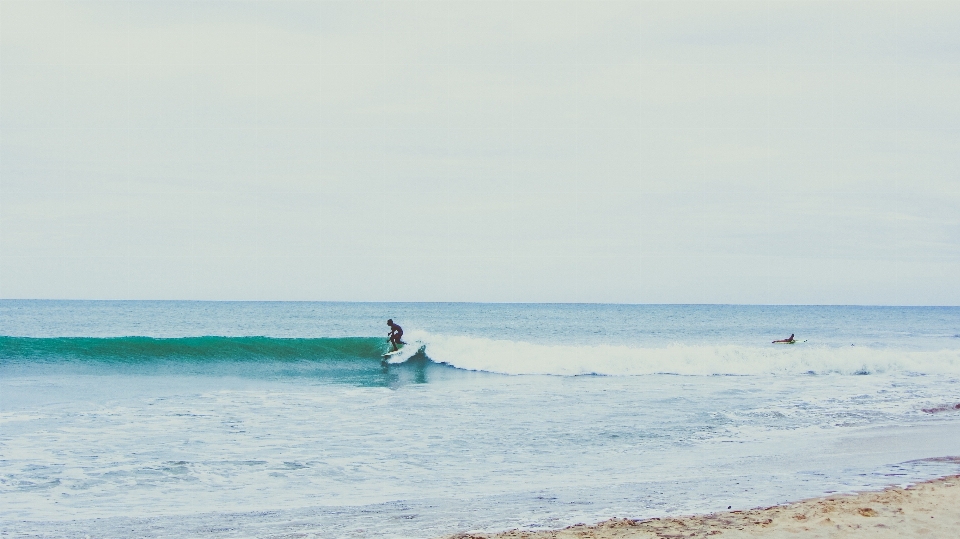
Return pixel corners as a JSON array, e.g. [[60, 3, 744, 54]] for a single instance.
[[446, 473, 960, 539]]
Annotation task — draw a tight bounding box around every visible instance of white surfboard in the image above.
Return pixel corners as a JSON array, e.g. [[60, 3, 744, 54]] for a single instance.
[[382, 347, 405, 358], [382, 341, 424, 364]]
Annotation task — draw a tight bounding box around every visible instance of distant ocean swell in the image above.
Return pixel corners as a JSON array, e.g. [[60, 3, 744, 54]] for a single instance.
[[2, 335, 959, 376]]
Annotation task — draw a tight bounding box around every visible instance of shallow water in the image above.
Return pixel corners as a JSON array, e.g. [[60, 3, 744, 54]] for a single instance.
[[2, 301, 959, 538]]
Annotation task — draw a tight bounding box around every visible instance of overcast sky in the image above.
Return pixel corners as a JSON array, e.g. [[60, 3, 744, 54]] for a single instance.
[[1, 1, 958, 304]]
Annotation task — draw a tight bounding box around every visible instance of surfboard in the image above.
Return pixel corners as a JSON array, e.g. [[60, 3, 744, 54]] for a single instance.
[[382, 347, 404, 359], [381, 341, 425, 364]]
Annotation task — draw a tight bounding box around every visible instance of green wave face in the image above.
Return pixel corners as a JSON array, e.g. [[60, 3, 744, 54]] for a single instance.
[[0, 336, 434, 387], [0, 336, 388, 362]]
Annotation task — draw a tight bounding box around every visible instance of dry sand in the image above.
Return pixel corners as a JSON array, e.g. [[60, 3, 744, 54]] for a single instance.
[[446, 473, 960, 539]]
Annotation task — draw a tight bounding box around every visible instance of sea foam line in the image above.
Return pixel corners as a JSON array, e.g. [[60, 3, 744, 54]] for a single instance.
[[410, 333, 960, 376]]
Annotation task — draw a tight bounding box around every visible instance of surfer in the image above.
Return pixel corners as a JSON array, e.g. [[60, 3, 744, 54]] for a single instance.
[[387, 319, 404, 351], [772, 334, 796, 344]]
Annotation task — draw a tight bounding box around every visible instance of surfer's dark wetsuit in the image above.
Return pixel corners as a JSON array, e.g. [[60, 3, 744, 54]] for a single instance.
[[387, 319, 404, 351]]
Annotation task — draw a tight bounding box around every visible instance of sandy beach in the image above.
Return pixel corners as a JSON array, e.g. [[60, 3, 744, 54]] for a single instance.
[[447, 472, 960, 539]]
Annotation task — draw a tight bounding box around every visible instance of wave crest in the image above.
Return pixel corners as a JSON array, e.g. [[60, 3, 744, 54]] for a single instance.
[[5, 334, 960, 376]]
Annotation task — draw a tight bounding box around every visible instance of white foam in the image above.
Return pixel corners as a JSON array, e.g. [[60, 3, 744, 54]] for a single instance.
[[411, 333, 960, 376]]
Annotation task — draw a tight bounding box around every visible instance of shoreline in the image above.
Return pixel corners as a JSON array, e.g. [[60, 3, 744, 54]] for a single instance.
[[446, 472, 960, 538]]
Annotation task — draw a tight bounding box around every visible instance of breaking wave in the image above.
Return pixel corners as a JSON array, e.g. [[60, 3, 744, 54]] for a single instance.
[[3, 334, 960, 377], [415, 334, 960, 376]]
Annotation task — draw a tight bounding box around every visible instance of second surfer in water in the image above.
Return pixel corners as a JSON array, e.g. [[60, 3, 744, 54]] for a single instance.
[[773, 334, 796, 344], [387, 319, 404, 351]]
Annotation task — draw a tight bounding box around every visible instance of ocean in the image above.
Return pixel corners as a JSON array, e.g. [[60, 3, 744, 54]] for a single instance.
[[2, 301, 959, 538]]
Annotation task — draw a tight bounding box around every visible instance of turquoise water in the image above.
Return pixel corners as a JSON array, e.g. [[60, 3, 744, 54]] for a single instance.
[[2, 301, 960, 538]]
